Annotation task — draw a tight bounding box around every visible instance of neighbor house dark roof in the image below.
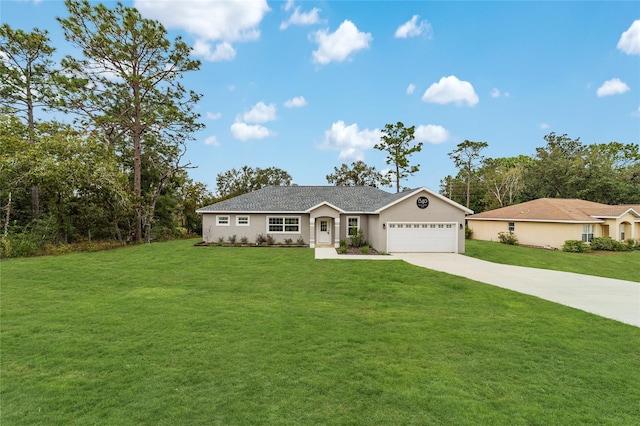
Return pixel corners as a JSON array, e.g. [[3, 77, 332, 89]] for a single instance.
[[468, 198, 640, 222], [196, 186, 412, 213]]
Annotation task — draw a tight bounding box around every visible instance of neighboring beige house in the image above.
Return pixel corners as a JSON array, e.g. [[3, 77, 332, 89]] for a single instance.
[[467, 198, 640, 249], [196, 186, 473, 253]]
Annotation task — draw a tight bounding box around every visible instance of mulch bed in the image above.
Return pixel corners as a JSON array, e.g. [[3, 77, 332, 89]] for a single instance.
[[338, 247, 382, 255]]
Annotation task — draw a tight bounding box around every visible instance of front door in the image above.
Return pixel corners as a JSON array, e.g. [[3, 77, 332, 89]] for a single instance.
[[317, 219, 331, 245]]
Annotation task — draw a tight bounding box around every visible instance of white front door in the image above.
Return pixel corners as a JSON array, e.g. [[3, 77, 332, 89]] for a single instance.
[[317, 219, 331, 245]]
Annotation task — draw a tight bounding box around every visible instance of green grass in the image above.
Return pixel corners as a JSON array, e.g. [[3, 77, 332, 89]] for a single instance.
[[465, 239, 640, 282], [2, 239, 639, 425]]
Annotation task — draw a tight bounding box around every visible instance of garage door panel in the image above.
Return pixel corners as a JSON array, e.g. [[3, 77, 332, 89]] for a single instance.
[[388, 223, 456, 253]]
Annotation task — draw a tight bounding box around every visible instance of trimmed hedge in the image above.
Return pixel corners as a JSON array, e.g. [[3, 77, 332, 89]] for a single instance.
[[562, 240, 591, 253]]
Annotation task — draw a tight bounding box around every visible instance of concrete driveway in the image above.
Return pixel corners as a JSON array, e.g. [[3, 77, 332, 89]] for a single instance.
[[393, 253, 640, 328]]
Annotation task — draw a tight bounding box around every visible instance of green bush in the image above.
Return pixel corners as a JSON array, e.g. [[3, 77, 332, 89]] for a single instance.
[[497, 231, 518, 245], [350, 229, 367, 248], [591, 237, 628, 252], [465, 226, 473, 239], [562, 240, 591, 253], [360, 245, 370, 255]]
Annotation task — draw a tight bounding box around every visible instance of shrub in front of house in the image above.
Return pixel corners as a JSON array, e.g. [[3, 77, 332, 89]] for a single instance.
[[349, 229, 368, 248], [562, 240, 591, 253], [497, 231, 518, 245], [360, 245, 370, 255], [296, 236, 305, 246], [337, 240, 348, 254], [590, 237, 629, 252]]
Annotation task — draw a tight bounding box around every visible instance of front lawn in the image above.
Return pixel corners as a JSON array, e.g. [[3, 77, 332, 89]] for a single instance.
[[466, 239, 640, 282], [2, 239, 639, 425]]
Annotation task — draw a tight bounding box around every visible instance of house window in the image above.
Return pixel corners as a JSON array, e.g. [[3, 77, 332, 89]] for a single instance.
[[508, 222, 515, 232], [268, 217, 300, 233], [216, 215, 229, 226], [236, 216, 250, 226], [620, 224, 625, 241], [582, 224, 594, 243], [347, 217, 359, 236]]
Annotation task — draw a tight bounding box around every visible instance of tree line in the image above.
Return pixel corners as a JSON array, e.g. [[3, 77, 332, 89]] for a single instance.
[[1, 0, 213, 256], [441, 133, 640, 212]]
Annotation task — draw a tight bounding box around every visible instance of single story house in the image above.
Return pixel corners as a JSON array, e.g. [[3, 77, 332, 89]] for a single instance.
[[467, 198, 640, 249], [196, 186, 473, 253]]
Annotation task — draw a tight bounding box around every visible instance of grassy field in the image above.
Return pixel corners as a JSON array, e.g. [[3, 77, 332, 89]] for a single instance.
[[465, 239, 640, 282], [2, 239, 639, 425]]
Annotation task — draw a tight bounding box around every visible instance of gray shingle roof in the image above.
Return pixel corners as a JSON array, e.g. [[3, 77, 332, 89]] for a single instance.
[[196, 186, 412, 213]]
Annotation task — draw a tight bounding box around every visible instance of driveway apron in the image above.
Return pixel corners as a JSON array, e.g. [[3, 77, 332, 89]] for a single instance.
[[393, 253, 640, 327]]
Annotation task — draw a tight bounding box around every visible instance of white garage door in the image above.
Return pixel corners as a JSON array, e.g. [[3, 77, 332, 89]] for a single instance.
[[387, 223, 457, 253]]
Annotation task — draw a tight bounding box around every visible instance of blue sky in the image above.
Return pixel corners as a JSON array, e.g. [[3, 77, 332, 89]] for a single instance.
[[3, 0, 639, 193]]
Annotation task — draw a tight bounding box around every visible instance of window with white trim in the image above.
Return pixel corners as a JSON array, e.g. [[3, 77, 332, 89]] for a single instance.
[[347, 216, 359, 236], [508, 222, 515, 232], [236, 216, 250, 226], [582, 224, 594, 243], [267, 216, 300, 233], [620, 224, 625, 241], [216, 215, 229, 226]]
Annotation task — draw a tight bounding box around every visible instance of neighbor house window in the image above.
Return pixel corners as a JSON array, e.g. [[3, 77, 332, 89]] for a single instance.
[[620, 224, 625, 241], [236, 216, 250, 226], [508, 222, 515, 232], [582, 224, 594, 243], [347, 216, 359, 236], [216, 215, 229, 226], [267, 217, 300, 233]]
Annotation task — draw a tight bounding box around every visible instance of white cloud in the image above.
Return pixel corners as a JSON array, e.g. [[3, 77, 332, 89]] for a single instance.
[[406, 83, 416, 95], [617, 20, 640, 55], [414, 124, 450, 144], [284, 96, 307, 108], [422, 75, 479, 106], [134, 0, 270, 61], [490, 88, 511, 98], [394, 15, 432, 39], [230, 122, 276, 141], [192, 40, 236, 62], [311, 20, 372, 65], [280, 6, 320, 30], [320, 120, 381, 161], [283, 0, 294, 12], [597, 78, 630, 97], [539, 123, 550, 130], [242, 101, 277, 123], [204, 135, 220, 146], [207, 112, 222, 120]]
